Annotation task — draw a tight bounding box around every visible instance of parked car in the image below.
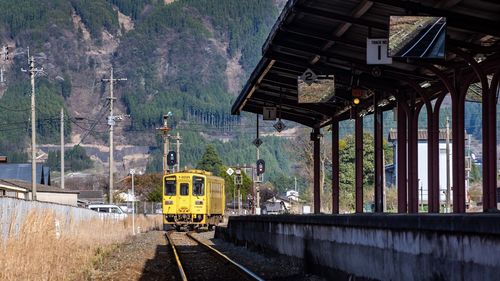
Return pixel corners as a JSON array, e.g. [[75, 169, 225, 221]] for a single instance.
[[88, 204, 128, 220]]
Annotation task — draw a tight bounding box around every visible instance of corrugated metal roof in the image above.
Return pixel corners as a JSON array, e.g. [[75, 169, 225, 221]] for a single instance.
[[0, 179, 78, 194], [0, 164, 50, 185]]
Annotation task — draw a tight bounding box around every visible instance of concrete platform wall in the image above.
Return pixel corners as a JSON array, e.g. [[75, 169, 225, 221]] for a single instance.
[[217, 214, 500, 281]]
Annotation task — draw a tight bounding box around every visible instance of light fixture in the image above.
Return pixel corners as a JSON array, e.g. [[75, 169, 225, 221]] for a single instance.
[[419, 81, 431, 88]]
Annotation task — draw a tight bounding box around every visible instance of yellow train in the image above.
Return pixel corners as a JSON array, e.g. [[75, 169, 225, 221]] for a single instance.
[[162, 170, 225, 231]]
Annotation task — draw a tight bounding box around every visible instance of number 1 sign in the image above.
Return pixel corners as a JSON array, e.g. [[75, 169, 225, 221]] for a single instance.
[[367, 38, 392, 65]]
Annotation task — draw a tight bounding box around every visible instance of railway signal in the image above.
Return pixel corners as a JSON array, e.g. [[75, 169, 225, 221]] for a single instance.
[[167, 150, 177, 166], [256, 159, 265, 175]]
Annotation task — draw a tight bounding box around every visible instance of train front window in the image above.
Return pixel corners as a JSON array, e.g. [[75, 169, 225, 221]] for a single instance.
[[164, 178, 176, 196], [180, 183, 189, 196], [193, 176, 205, 196]]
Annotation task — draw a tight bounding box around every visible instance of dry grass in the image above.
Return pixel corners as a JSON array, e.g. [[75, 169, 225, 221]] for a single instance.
[[0, 210, 162, 281]]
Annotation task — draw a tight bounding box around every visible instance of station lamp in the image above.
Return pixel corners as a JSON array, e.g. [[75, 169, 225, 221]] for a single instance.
[[351, 88, 366, 106]]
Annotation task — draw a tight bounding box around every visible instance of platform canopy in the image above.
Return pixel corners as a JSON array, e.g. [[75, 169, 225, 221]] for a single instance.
[[231, 0, 500, 127]]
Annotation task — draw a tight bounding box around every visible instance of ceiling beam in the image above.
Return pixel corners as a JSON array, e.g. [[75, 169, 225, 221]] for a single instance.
[[295, 5, 387, 31]]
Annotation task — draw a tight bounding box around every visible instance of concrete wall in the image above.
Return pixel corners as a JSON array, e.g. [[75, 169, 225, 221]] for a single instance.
[[0, 197, 99, 240], [218, 214, 500, 281], [36, 192, 78, 206]]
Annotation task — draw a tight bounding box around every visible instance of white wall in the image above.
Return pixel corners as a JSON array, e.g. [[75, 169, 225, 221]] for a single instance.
[[417, 142, 453, 205], [29, 192, 78, 206]]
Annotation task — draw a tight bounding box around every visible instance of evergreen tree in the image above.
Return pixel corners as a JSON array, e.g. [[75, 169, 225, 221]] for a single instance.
[[196, 144, 223, 175]]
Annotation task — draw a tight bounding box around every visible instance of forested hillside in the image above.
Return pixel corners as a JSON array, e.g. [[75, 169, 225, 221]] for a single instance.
[[0, 0, 295, 186], [0, 0, 491, 200]]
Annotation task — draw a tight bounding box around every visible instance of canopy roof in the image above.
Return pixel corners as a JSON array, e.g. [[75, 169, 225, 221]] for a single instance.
[[232, 0, 500, 127]]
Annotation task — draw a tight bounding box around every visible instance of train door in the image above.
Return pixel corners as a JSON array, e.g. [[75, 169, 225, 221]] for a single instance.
[[177, 175, 191, 214], [192, 176, 205, 223]]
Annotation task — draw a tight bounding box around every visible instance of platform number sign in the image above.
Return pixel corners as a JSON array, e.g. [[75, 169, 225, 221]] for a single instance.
[[252, 138, 263, 148], [273, 120, 286, 133], [263, 107, 277, 120], [366, 38, 392, 65], [167, 151, 176, 166], [301, 68, 317, 85]]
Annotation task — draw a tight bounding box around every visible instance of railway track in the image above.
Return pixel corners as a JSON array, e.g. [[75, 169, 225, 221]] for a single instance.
[[398, 17, 446, 58], [166, 231, 264, 281]]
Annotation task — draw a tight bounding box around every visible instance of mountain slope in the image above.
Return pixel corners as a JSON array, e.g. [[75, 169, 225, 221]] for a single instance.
[[0, 0, 293, 180]]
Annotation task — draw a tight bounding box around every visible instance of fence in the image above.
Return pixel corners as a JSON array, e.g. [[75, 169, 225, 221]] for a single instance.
[[115, 202, 162, 215], [0, 197, 99, 240]]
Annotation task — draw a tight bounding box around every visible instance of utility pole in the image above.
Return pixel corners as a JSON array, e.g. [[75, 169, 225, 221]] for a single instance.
[[0, 66, 5, 84], [102, 68, 127, 203], [0, 45, 6, 84], [174, 132, 182, 172], [157, 113, 172, 175], [446, 116, 451, 213], [130, 169, 136, 235], [21, 56, 43, 201], [60, 108, 65, 189]]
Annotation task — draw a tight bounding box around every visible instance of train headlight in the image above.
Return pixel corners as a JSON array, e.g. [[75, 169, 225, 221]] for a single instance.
[[165, 200, 174, 205], [195, 200, 203, 205]]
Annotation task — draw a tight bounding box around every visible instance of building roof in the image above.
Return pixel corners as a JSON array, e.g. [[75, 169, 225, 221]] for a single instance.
[[0, 164, 51, 185], [0, 179, 79, 194], [232, 0, 500, 127], [77, 190, 104, 200], [388, 129, 470, 141], [263, 201, 286, 212]]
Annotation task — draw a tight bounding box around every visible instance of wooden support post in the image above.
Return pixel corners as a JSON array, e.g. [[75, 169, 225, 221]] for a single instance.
[[355, 113, 364, 213], [313, 127, 321, 214], [374, 93, 384, 212], [397, 102, 408, 213], [332, 119, 340, 214]]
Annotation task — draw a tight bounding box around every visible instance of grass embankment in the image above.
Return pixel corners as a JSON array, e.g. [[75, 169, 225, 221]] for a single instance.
[[0, 210, 162, 280]]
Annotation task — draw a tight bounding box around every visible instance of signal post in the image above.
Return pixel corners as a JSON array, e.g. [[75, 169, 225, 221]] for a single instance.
[[157, 113, 172, 175]]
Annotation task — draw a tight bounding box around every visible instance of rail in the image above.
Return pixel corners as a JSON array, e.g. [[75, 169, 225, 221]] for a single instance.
[[165, 232, 188, 281], [166, 231, 264, 281]]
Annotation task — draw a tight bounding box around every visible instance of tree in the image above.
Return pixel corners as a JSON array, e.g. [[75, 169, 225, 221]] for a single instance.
[[196, 144, 223, 174]]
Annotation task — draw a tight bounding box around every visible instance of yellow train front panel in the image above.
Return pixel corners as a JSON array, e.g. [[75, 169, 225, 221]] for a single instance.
[[162, 170, 224, 229]]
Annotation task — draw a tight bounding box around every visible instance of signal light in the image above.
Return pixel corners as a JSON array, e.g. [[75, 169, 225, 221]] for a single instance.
[[256, 159, 265, 175], [353, 97, 360, 105]]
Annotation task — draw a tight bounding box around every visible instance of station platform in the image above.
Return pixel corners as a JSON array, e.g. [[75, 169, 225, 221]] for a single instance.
[[216, 214, 500, 281]]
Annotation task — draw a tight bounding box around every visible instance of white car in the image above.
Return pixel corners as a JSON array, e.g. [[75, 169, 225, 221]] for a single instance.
[[88, 204, 128, 220]]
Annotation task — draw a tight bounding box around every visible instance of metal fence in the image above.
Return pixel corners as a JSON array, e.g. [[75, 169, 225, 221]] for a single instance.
[[115, 202, 162, 215], [0, 197, 99, 240]]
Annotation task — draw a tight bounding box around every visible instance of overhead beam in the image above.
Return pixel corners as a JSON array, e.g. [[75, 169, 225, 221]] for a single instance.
[[294, 5, 387, 31]]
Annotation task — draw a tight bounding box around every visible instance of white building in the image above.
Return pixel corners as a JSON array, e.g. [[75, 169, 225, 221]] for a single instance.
[[389, 130, 469, 206], [0, 179, 79, 206]]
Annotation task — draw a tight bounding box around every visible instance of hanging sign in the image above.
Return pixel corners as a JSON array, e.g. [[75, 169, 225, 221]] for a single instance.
[[263, 107, 277, 120], [366, 38, 392, 65]]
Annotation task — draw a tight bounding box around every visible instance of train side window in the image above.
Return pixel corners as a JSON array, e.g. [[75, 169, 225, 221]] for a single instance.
[[180, 183, 189, 196], [164, 178, 176, 196], [193, 176, 204, 196]]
